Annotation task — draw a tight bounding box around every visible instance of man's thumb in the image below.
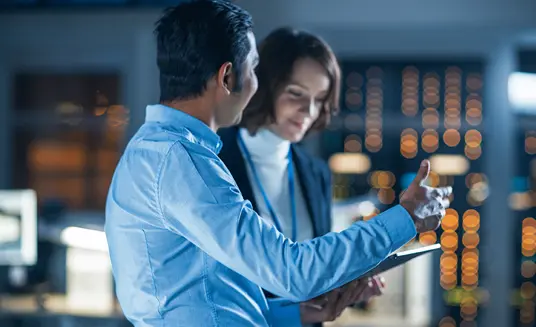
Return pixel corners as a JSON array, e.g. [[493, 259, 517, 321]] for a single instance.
[[412, 160, 430, 186]]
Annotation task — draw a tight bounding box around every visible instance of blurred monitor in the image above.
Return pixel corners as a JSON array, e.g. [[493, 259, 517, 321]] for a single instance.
[[0, 190, 37, 266]]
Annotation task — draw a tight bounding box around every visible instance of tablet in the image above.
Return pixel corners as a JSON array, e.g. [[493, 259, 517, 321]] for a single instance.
[[361, 243, 441, 278], [278, 244, 441, 307]]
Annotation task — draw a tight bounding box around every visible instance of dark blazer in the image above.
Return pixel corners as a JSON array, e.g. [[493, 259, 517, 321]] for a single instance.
[[218, 127, 332, 327], [218, 127, 332, 237]]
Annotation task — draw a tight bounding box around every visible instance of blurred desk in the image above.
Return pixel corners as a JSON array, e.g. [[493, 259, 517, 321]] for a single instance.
[[326, 309, 427, 327], [0, 295, 427, 327], [0, 293, 123, 318], [0, 294, 128, 327]]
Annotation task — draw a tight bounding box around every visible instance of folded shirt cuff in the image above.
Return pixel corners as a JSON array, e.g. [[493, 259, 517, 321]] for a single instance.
[[371, 205, 417, 252]]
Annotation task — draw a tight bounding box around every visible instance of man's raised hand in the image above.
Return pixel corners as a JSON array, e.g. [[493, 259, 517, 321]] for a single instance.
[[400, 160, 452, 233]]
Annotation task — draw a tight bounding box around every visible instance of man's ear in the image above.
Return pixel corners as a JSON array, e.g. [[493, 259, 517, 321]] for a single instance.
[[217, 62, 235, 95]]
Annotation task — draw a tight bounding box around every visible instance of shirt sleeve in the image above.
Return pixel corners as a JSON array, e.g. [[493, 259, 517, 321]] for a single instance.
[[267, 299, 302, 327], [156, 142, 417, 302]]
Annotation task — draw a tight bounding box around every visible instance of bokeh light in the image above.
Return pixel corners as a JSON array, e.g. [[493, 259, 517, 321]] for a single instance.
[[365, 67, 383, 153], [401, 128, 418, 158], [419, 231, 437, 245], [522, 217, 536, 257], [525, 132, 536, 154], [442, 209, 459, 231], [422, 129, 439, 153], [422, 108, 439, 129], [521, 261, 536, 279], [439, 316, 456, 327], [402, 66, 419, 117], [443, 129, 461, 147], [441, 231, 459, 252], [344, 134, 362, 153], [377, 188, 396, 205], [465, 94, 483, 126]]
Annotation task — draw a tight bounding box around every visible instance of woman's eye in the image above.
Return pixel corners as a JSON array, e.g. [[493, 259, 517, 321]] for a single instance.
[[288, 90, 303, 97]]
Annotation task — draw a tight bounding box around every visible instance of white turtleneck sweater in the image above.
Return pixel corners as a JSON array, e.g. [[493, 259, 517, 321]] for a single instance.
[[239, 128, 315, 242]]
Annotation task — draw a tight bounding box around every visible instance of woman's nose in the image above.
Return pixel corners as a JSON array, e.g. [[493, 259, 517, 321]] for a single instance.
[[300, 98, 317, 117]]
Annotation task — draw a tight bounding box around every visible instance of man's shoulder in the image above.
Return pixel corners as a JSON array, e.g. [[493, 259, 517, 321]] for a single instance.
[[128, 122, 193, 155], [126, 123, 238, 190]]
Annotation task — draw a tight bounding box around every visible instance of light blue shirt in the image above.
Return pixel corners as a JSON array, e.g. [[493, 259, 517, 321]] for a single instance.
[[105, 104, 417, 327]]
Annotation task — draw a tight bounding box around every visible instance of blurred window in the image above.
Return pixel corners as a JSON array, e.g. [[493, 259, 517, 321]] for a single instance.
[[11, 73, 128, 210]]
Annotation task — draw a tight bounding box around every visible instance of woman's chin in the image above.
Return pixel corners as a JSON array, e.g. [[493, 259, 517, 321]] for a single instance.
[[270, 126, 305, 143], [284, 131, 305, 143]]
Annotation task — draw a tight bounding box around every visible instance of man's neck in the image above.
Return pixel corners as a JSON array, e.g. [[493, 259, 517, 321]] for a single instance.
[[161, 99, 218, 132]]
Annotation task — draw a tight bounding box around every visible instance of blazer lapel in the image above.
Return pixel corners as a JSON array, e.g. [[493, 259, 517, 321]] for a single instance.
[[219, 128, 259, 212], [221, 130, 329, 237], [291, 145, 326, 237]]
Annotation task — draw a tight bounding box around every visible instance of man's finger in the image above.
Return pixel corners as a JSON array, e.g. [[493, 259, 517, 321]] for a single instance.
[[335, 280, 361, 314], [308, 297, 326, 307], [302, 302, 324, 310], [411, 160, 430, 187], [372, 276, 384, 289], [329, 289, 341, 303], [421, 200, 446, 218], [422, 214, 442, 231], [334, 288, 352, 315], [378, 276, 386, 288], [354, 285, 373, 303], [308, 292, 331, 307], [371, 277, 383, 296], [349, 279, 370, 304], [439, 197, 451, 209], [431, 186, 453, 199], [327, 295, 340, 321]]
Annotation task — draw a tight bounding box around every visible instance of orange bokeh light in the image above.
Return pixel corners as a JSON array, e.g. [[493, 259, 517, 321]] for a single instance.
[[442, 209, 459, 231]]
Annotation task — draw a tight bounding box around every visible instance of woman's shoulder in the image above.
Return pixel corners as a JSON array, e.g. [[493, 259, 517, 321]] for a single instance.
[[292, 145, 331, 179], [217, 126, 239, 142], [217, 127, 241, 163]]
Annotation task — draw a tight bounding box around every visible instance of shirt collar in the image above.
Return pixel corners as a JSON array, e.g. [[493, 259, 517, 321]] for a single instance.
[[145, 104, 222, 154]]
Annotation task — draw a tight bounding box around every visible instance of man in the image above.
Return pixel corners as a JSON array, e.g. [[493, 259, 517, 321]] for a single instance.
[[105, 1, 451, 326]]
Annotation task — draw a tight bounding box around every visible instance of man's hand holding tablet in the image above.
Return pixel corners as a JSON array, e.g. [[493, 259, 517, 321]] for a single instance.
[[300, 276, 385, 323]]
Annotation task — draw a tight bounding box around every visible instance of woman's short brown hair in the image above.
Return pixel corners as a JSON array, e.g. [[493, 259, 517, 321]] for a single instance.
[[240, 27, 341, 134]]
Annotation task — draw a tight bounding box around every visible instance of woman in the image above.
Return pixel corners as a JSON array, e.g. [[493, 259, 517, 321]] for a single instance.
[[218, 27, 383, 326]]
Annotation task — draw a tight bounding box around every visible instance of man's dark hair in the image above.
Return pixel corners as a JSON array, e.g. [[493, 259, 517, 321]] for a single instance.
[[240, 27, 341, 134], [154, 0, 253, 101]]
